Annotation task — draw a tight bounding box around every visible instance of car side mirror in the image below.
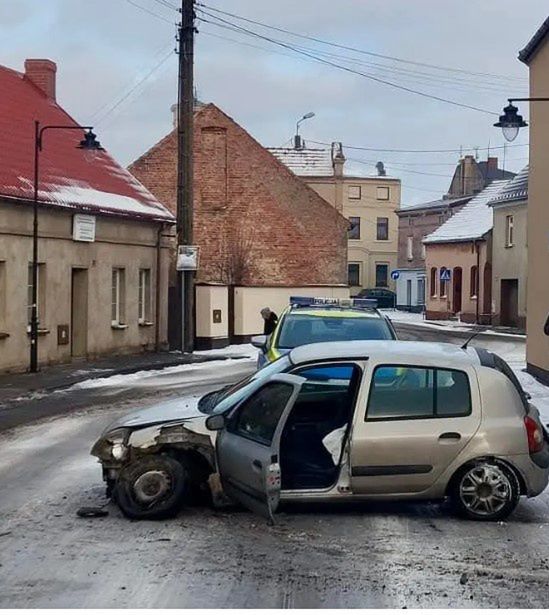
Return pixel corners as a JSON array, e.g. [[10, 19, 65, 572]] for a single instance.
[[251, 335, 268, 350], [205, 414, 226, 431]]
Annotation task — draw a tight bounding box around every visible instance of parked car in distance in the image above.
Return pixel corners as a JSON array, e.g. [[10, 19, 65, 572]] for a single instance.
[[356, 287, 396, 309], [251, 296, 397, 368], [91, 340, 549, 522]]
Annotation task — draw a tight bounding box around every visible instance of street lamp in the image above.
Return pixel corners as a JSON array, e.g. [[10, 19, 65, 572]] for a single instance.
[[30, 122, 103, 373], [494, 98, 549, 142], [294, 111, 315, 149]]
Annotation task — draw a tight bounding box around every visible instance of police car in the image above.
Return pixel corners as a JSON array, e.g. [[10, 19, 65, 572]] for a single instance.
[[252, 296, 397, 368]]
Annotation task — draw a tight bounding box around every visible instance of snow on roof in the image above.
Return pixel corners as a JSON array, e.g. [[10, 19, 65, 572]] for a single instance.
[[268, 147, 334, 176], [398, 195, 471, 214], [423, 180, 509, 244], [0, 63, 174, 222], [488, 165, 528, 206]]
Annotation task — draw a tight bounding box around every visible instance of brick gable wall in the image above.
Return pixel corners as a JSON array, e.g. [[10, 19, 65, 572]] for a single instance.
[[129, 104, 348, 286]]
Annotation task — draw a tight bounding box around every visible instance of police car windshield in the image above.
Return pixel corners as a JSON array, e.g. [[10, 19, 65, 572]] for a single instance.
[[278, 312, 393, 349], [198, 355, 291, 415]]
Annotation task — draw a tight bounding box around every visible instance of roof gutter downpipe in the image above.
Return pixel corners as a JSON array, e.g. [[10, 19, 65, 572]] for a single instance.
[[475, 240, 480, 325]]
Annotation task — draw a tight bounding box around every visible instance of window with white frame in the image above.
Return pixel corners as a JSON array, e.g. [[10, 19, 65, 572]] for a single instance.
[[348, 185, 361, 200], [111, 268, 126, 326], [138, 268, 152, 324], [406, 236, 413, 260], [376, 186, 390, 200], [27, 263, 45, 326], [505, 215, 514, 247]]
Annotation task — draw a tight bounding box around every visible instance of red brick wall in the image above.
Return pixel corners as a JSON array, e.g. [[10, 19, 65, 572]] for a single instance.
[[129, 104, 348, 286]]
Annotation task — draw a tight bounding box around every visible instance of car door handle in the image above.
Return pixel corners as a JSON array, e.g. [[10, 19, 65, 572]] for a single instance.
[[252, 459, 263, 470], [438, 432, 461, 441]]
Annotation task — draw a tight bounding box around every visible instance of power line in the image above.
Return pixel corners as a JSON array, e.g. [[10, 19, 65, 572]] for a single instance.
[[197, 9, 497, 115], [196, 2, 527, 84], [199, 27, 519, 97], [95, 49, 174, 125], [123, 0, 175, 23], [306, 138, 528, 154]]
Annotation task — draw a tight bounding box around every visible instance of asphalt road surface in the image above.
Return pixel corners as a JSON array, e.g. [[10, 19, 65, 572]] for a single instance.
[[1, 326, 548, 608]]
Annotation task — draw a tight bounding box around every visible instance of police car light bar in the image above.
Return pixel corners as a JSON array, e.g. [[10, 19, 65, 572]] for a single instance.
[[289, 296, 378, 309]]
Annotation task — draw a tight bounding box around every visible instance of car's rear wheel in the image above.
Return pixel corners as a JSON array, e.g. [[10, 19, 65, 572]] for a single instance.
[[114, 455, 189, 520], [450, 460, 520, 521]]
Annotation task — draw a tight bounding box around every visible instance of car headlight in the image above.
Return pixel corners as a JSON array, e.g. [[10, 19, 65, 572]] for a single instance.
[[91, 428, 130, 461]]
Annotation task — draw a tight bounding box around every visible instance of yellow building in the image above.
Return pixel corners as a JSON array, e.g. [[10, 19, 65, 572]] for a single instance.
[[269, 143, 400, 295], [519, 18, 549, 384]]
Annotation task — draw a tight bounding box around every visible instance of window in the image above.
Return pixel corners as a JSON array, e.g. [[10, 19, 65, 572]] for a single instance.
[[377, 217, 389, 241], [406, 236, 413, 260], [438, 214, 446, 225], [430, 267, 437, 297], [111, 268, 126, 326], [138, 269, 152, 324], [376, 186, 390, 200], [366, 366, 471, 421], [27, 263, 45, 326], [348, 217, 361, 239], [348, 263, 361, 287], [375, 263, 389, 288], [505, 215, 514, 247], [232, 382, 294, 445], [417, 278, 426, 305], [440, 278, 447, 298], [470, 265, 478, 298], [348, 185, 361, 200]]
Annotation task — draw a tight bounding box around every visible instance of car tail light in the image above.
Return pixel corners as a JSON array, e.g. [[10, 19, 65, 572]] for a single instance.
[[524, 416, 544, 454]]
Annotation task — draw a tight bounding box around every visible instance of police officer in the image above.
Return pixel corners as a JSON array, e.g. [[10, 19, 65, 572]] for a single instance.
[[260, 307, 278, 335]]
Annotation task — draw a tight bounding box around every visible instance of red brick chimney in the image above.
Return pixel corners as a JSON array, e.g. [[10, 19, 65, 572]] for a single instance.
[[24, 59, 57, 101], [487, 156, 498, 172]]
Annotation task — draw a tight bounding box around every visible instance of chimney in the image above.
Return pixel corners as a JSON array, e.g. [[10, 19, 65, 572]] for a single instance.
[[331, 141, 345, 177], [487, 156, 498, 172], [376, 161, 386, 176], [24, 59, 56, 101]]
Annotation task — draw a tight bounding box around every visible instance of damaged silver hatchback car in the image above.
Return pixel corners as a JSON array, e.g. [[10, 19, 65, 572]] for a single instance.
[[91, 341, 549, 522]]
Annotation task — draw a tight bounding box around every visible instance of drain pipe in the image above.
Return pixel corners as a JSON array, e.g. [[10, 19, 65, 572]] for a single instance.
[[155, 223, 165, 352], [475, 240, 480, 325]]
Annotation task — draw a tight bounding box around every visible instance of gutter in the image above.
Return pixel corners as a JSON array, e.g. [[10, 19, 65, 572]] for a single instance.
[[155, 223, 165, 352]]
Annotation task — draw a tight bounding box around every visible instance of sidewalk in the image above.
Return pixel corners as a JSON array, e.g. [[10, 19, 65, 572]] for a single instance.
[[0, 349, 243, 406]]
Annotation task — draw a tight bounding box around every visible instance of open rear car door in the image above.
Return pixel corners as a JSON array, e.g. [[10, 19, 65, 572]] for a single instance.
[[208, 374, 305, 523]]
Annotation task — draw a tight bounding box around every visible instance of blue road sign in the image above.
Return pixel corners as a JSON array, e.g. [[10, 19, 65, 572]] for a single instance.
[[440, 268, 451, 282], [391, 270, 400, 281]]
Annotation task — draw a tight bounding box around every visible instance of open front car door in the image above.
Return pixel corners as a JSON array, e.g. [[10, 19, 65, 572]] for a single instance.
[[211, 373, 305, 523]]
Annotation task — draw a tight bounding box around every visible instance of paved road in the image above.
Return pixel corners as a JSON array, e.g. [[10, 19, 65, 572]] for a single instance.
[[1, 327, 548, 608]]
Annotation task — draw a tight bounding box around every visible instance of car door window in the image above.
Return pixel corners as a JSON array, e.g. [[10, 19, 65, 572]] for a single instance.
[[231, 382, 294, 445], [366, 366, 471, 420]]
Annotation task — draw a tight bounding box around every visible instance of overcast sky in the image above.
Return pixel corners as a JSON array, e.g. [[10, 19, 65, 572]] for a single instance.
[[1, 0, 546, 205]]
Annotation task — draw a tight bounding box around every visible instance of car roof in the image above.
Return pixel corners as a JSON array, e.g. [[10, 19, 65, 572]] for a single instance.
[[287, 307, 384, 319], [289, 340, 480, 369]]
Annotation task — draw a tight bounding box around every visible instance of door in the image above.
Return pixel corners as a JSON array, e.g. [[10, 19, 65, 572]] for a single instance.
[[215, 374, 304, 521], [71, 268, 88, 357], [500, 279, 519, 327], [350, 364, 480, 494], [452, 267, 462, 314], [406, 280, 412, 307], [417, 278, 425, 307]]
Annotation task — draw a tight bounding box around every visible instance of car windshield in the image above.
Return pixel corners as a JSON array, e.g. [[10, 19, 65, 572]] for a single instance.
[[198, 355, 292, 415], [277, 312, 393, 349]]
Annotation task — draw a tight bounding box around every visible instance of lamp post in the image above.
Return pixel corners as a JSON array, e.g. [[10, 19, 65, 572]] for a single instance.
[[294, 111, 315, 149], [494, 98, 549, 141], [30, 122, 103, 373]]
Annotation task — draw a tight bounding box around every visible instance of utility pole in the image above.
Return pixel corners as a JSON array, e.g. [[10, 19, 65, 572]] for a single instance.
[[175, 0, 195, 352]]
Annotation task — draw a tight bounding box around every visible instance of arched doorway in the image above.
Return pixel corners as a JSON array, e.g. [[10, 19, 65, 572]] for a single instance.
[[453, 267, 463, 314]]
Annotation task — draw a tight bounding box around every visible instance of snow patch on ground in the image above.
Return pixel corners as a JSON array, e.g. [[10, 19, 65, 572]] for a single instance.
[[195, 344, 258, 359], [68, 357, 253, 390]]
